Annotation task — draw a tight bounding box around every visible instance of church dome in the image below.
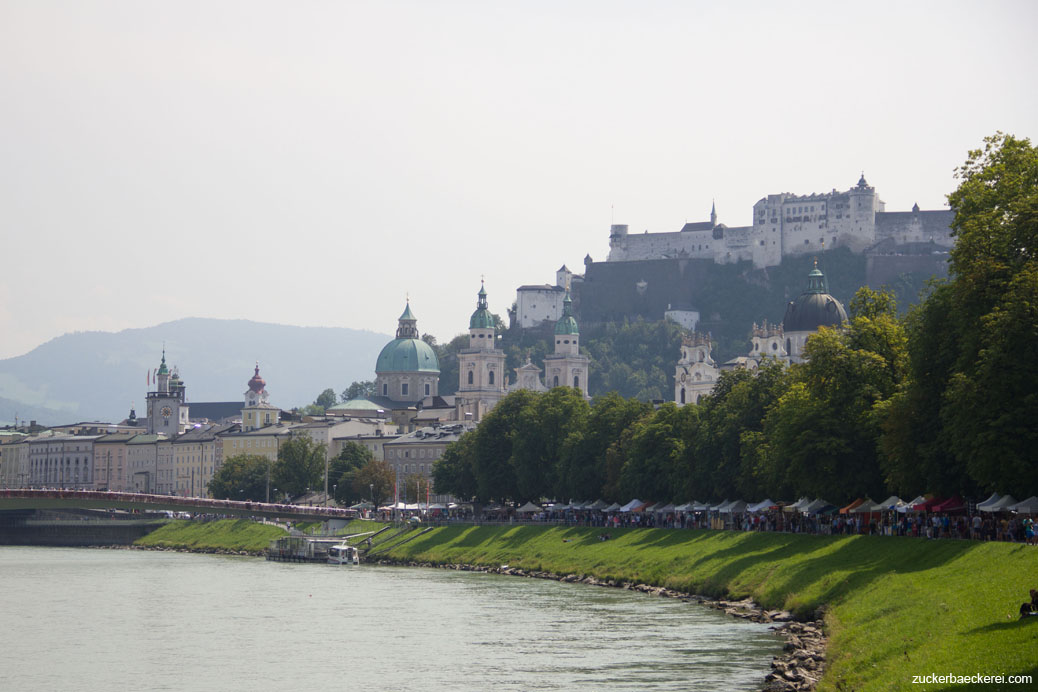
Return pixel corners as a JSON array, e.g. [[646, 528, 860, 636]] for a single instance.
[[376, 339, 440, 373], [554, 292, 580, 335], [782, 262, 847, 332], [376, 302, 440, 374], [247, 364, 266, 393]]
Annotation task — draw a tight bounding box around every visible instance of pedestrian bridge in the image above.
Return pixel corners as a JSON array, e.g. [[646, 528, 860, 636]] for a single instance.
[[0, 489, 358, 522]]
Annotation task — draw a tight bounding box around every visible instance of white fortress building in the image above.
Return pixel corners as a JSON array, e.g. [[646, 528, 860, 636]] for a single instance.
[[607, 175, 954, 269]]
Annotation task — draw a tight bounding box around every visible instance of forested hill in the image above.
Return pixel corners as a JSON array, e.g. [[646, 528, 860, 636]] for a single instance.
[[430, 247, 942, 403], [0, 318, 389, 426]]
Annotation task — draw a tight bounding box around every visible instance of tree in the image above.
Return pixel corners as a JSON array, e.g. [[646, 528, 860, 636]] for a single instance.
[[314, 388, 337, 410], [329, 442, 375, 505], [353, 459, 395, 509], [556, 391, 651, 501], [511, 387, 590, 501], [470, 389, 536, 504], [341, 381, 375, 402], [433, 431, 478, 501], [208, 454, 270, 501], [272, 436, 326, 498], [403, 473, 433, 506]]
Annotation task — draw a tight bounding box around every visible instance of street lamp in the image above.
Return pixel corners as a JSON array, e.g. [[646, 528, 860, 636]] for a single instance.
[[370, 483, 374, 518], [333, 484, 337, 507]]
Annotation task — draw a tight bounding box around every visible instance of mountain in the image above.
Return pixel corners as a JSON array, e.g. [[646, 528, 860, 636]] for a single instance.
[[0, 318, 391, 426]]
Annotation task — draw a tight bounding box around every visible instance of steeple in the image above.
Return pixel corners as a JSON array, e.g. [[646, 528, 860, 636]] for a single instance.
[[396, 300, 419, 339], [469, 280, 495, 331], [554, 291, 579, 336], [710, 199, 717, 226]]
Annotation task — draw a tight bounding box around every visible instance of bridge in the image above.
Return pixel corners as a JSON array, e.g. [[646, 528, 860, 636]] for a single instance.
[[0, 489, 358, 522]]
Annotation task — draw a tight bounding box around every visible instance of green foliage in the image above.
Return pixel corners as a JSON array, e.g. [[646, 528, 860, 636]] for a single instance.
[[329, 442, 375, 505], [208, 454, 271, 501], [432, 431, 478, 500], [352, 459, 394, 508], [314, 388, 337, 410], [272, 436, 326, 498], [341, 380, 375, 402]]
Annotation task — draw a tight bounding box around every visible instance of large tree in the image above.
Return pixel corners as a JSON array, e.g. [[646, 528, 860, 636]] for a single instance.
[[208, 454, 270, 501], [272, 436, 326, 498], [329, 441, 375, 505], [353, 459, 395, 509]]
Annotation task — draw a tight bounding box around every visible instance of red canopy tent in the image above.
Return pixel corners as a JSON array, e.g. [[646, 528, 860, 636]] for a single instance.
[[931, 496, 966, 513], [912, 496, 946, 512]]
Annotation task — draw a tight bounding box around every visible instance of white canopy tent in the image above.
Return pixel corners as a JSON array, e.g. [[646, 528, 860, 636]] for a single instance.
[[603, 502, 622, 512], [976, 493, 1001, 510], [516, 501, 543, 513], [747, 499, 778, 513], [720, 500, 748, 514], [619, 499, 643, 512], [1011, 496, 1038, 513], [784, 497, 811, 512], [851, 498, 881, 513], [980, 495, 1018, 513]]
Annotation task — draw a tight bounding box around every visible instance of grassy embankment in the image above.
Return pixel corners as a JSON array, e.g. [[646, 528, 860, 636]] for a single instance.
[[136, 519, 286, 553], [379, 524, 1038, 691]]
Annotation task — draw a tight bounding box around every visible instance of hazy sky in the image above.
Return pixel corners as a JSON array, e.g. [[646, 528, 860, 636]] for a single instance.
[[2, 0, 1036, 359]]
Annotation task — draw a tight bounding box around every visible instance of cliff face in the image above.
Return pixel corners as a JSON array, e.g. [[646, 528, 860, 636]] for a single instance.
[[574, 248, 942, 364]]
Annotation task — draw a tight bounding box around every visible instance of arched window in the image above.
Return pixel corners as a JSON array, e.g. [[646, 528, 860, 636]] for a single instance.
[[488, 371, 495, 385], [425, 383, 431, 396], [680, 388, 686, 404], [467, 371, 474, 385], [382, 383, 388, 396], [786, 338, 791, 355], [573, 376, 579, 388], [553, 375, 559, 387]]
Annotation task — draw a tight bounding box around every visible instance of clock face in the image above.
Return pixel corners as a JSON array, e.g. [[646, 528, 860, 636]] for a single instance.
[[161, 406, 173, 419]]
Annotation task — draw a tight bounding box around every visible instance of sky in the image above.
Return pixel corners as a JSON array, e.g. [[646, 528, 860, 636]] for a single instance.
[[1, 0, 1036, 360]]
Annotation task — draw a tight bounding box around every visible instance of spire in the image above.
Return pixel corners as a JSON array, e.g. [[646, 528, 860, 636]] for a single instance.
[[470, 280, 495, 330], [157, 347, 169, 376], [396, 300, 419, 339], [710, 199, 717, 226]]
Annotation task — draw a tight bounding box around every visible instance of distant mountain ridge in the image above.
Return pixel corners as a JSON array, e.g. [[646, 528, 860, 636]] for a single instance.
[[0, 318, 391, 426]]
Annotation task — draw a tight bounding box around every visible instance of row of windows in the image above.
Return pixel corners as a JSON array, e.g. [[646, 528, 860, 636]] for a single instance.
[[466, 371, 497, 385], [381, 382, 433, 397]]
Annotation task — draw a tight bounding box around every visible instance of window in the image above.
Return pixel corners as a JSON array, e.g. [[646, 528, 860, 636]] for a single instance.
[[488, 371, 495, 385], [786, 338, 792, 354], [573, 376, 579, 388], [425, 383, 430, 396], [467, 371, 474, 385], [553, 375, 559, 387], [382, 383, 388, 396], [680, 388, 686, 404], [401, 383, 409, 396]]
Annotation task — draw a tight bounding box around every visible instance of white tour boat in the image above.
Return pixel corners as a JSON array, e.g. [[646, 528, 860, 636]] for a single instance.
[[327, 543, 360, 566]]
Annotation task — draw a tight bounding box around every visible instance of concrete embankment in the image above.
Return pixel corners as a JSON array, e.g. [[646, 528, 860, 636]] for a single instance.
[[0, 508, 166, 547]]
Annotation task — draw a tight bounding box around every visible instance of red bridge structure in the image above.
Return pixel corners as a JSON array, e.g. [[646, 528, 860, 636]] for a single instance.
[[0, 489, 358, 522]]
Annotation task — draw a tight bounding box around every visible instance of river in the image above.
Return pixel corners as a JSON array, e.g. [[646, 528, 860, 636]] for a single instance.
[[0, 547, 781, 691]]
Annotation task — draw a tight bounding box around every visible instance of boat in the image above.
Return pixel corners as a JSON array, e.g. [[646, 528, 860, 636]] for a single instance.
[[327, 542, 360, 566]]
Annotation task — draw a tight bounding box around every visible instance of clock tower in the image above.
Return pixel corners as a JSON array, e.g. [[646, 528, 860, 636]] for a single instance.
[[146, 349, 189, 435]]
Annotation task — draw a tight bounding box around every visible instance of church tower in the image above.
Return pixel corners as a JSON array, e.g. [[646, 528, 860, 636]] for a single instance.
[[542, 291, 590, 398], [675, 333, 719, 406], [456, 281, 507, 421], [146, 349, 189, 435], [242, 363, 279, 431]]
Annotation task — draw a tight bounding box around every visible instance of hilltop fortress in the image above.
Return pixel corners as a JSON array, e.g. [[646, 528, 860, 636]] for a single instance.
[[606, 174, 953, 269]]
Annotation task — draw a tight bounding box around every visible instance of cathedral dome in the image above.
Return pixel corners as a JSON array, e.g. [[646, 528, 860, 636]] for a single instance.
[[376, 302, 440, 374], [376, 339, 440, 373], [782, 262, 847, 332]]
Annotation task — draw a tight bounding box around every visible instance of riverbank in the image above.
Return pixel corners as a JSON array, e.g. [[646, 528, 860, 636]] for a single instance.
[[374, 524, 1038, 691], [134, 518, 284, 553]]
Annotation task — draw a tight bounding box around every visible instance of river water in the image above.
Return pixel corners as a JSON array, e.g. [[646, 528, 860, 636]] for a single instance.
[[0, 547, 780, 691]]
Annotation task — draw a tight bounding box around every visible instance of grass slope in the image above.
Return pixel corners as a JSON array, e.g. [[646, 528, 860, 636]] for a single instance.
[[135, 519, 285, 552], [382, 525, 1038, 691]]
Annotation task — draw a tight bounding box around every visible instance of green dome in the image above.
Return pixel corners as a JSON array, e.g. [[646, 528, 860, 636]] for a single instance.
[[376, 338, 440, 374], [554, 291, 579, 335]]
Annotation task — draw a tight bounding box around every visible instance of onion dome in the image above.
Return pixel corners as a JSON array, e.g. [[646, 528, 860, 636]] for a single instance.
[[469, 281, 495, 330], [248, 363, 266, 394], [376, 302, 440, 373], [782, 260, 848, 332], [554, 291, 580, 335], [157, 349, 169, 376], [857, 172, 869, 188]]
